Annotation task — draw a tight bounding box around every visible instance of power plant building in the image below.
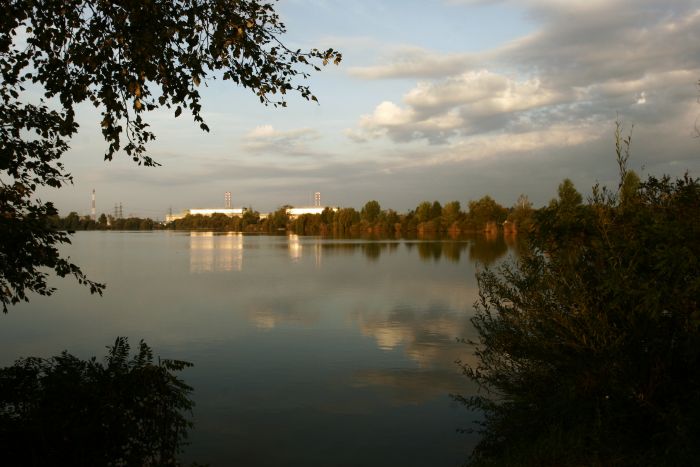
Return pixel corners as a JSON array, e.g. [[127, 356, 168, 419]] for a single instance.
[[285, 191, 336, 219], [165, 192, 336, 222], [166, 207, 246, 223], [286, 207, 335, 219]]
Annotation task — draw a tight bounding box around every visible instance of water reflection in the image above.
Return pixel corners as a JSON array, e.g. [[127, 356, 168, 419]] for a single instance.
[[247, 304, 321, 330], [12, 231, 517, 466], [318, 238, 503, 264], [468, 234, 508, 265], [362, 242, 382, 261], [190, 232, 243, 273], [354, 304, 472, 368], [353, 368, 476, 405], [288, 234, 302, 261], [352, 303, 479, 405]]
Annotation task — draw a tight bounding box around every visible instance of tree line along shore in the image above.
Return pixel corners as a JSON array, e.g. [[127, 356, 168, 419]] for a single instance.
[[51, 191, 539, 237]]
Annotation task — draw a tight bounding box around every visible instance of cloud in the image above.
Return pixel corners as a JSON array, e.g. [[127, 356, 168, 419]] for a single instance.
[[404, 71, 558, 115], [348, 0, 700, 157], [348, 47, 474, 79], [353, 71, 562, 144], [243, 125, 321, 156]]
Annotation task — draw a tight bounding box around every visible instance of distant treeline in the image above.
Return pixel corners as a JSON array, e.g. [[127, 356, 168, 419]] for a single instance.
[[54, 193, 540, 235], [167, 195, 536, 236], [50, 212, 161, 231]]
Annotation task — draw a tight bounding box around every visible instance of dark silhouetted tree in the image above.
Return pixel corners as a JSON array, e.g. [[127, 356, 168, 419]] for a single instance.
[[458, 161, 700, 466], [0, 337, 194, 466]]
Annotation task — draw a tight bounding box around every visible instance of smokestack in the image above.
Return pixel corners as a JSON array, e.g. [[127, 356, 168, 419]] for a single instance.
[[91, 189, 96, 220]]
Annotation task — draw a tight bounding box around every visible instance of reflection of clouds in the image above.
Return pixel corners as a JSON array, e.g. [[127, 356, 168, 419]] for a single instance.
[[247, 304, 321, 330], [371, 326, 411, 350], [249, 308, 277, 330], [189, 232, 244, 273], [351, 303, 482, 404], [353, 368, 477, 405], [354, 304, 473, 369]]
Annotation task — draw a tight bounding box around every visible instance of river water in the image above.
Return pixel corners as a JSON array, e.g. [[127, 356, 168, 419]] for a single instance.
[[0, 231, 515, 466]]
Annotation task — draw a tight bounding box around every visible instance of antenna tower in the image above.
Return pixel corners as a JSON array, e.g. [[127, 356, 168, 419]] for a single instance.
[[314, 192, 321, 207], [225, 192, 232, 208]]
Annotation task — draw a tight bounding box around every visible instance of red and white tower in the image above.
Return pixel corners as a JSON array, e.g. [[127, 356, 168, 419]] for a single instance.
[[91, 189, 96, 220]]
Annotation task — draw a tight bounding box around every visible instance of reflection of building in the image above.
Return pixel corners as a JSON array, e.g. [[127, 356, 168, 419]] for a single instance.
[[288, 234, 302, 261], [189, 232, 243, 273], [286, 236, 323, 266], [314, 241, 322, 269]]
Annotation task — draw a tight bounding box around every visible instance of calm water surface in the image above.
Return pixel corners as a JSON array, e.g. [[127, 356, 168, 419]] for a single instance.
[[0, 231, 514, 466]]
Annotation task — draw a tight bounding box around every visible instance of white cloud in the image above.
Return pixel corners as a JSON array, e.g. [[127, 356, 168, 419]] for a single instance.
[[243, 125, 321, 156], [405, 70, 558, 115], [353, 70, 560, 143], [247, 124, 277, 138], [360, 101, 414, 127], [348, 0, 700, 158], [348, 47, 474, 79]]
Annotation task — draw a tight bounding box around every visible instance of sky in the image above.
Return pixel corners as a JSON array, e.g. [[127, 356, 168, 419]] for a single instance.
[[50, 0, 700, 218]]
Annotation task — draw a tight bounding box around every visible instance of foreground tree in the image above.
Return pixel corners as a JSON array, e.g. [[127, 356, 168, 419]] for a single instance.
[[0, 337, 193, 466], [0, 0, 341, 311], [459, 157, 700, 465]]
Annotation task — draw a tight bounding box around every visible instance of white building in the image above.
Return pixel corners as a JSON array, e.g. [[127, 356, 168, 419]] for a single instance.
[[286, 206, 337, 219], [189, 208, 246, 216], [165, 208, 246, 223]]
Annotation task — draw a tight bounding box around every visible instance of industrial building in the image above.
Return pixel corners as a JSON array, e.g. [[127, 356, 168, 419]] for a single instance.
[[165, 191, 337, 223], [165, 207, 246, 223], [285, 192, 337, 219], [285, 206, 334, 219]]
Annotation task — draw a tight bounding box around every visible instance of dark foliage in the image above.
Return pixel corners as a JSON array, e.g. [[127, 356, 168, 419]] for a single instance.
[[50, 211, 161, 231], [458, 164, 700, 466], [0, 337, 194, 466]]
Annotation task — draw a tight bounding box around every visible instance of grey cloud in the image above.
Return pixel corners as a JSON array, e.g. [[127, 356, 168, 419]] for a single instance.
[[242, 125, 322, 157], [350, 0, 700, 151], [353, 368, 477, 405], [348, 47, 475, 79]]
